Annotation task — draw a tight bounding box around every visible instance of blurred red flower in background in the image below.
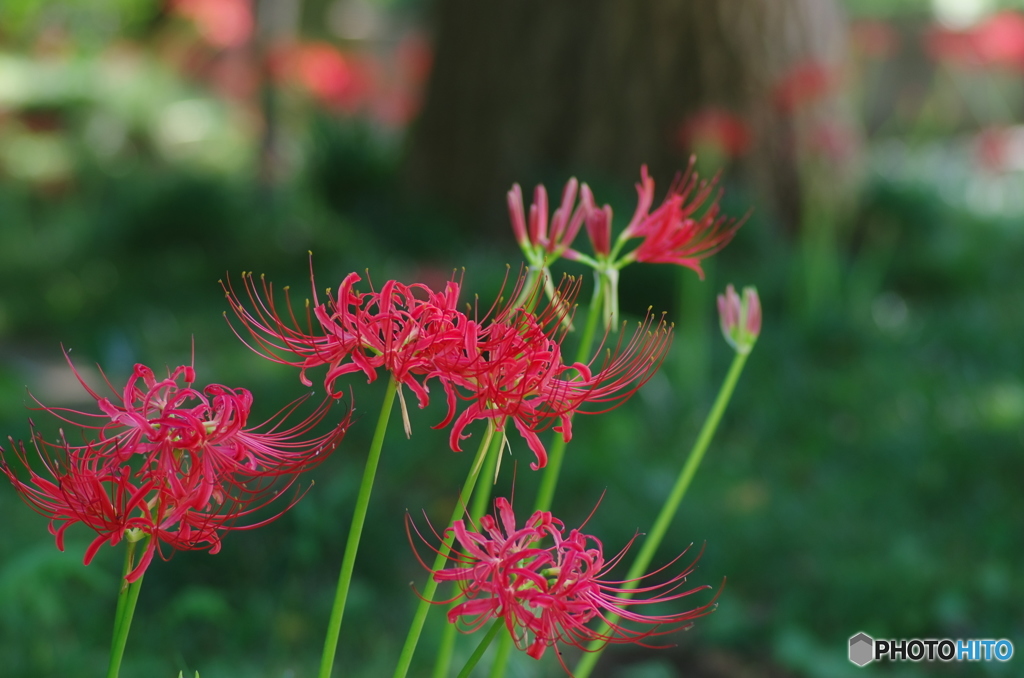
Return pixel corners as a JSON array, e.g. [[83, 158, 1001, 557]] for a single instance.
[[973, 11, 1024, 69], [849, 19, 899, 59], [676, 107, 753, 158], [772, 60, 840, 113], [289, 42, 376, 113], [925, 11, 1024, 70], [171, 0, 254, 50]]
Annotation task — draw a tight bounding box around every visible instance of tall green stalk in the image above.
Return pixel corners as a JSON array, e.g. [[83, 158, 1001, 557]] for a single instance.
[[392, 423, 498, 678], [456, 619, 504, 678], [533, 281, 604, 513], [488, 284, 605, 678], [573, 349, 750, 677], [107, 538, 147, 678], [431, 432, 502, 678], [318, 377, 398, 678]]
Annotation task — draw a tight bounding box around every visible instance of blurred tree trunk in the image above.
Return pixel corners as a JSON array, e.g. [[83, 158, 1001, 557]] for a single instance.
[[403, 0, 854, 234]]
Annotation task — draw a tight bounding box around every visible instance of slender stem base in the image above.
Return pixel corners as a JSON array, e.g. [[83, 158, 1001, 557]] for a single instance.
[[457, 620, 503, 678], [107, 539, 147, 678], [489, 283, 606, 678], [573, 350, 750, 678], [392, 424, 498, 678], [432, 435, 501, 678], [318, 378, 398, 678]]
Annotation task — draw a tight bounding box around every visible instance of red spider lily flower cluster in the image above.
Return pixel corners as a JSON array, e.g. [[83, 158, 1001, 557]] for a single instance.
[[411, 497, 718, 670], [508, 163, 742, 275], [614, 163, 741, 273], [506, 163, 743, 330], [224, 269, 671, 471], [0, 356, 347, 582]]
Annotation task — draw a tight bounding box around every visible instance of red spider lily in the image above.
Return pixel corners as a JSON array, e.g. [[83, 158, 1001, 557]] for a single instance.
[[1, 356, 347, 581], [617, 163, 743, 277], [223, 270, 467, 417], [507, 178, 589, 264], [411, 497, 718, 671], [433, 278, 671, 471], [226, 267, 669, 469], [434, 303, 582, 469]]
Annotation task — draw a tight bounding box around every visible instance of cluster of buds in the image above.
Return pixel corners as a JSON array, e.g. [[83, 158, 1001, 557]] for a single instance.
[[224, 267, 671, 472], [413, 497, 718, 670], [0, 356, 348, 581], [508, 161, 744, 329]]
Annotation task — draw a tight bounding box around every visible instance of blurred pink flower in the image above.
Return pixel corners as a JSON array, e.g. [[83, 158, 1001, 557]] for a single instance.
[[849, 19, 899, 59], [171, 0, 253, 50], [973, 11, 1024, 69], [925, 13, 1024, 70], [280, 42, 375, 113], [772, 60, 840, 113], [676, 107, 753, 158], [805, 120, 859, 165], [924, 25, 979, 65]]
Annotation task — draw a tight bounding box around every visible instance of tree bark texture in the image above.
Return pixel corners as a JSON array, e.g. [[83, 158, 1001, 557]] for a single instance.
[[403, 0, 853, 234]]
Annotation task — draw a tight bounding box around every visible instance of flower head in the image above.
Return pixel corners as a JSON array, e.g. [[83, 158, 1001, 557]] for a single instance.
[[507, 178, 588, 265], [223, 267, 467, 433], [434, 278, 672, 471], [1, 354, 347, 581], [413, 497, 717, 671], [717, 284, 761, 354], [617, 163, 743, 277]]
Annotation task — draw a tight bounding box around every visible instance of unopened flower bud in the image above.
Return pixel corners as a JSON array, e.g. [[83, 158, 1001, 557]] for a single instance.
[[717, 284, 761, 354]]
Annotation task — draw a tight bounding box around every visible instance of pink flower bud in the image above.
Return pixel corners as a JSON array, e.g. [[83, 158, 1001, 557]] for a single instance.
[[717, 284, 761, 354]]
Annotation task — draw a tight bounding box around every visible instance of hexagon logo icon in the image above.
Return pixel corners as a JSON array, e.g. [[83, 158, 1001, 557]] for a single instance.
[[849, 632, 874, 666]]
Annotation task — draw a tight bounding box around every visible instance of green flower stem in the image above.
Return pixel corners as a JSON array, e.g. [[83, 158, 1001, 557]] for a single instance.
[[107, 539, 147, 678], [485, 631, 513, 678], [393, 423, 498, 678], [431, 616, 458, 678], [318, 377, 398, 678], [432, 434, 502, 678], [573, 348, 751, 678], [486, 278, 606, 678], [533, 281, 605, 514], [457, 619, 504, 678]]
